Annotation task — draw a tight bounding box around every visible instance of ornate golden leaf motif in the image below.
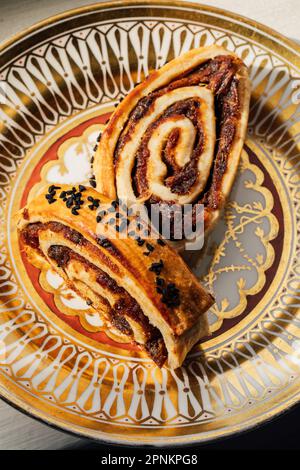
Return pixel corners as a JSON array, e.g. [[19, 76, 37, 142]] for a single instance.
[[202, 150, 279, 332]]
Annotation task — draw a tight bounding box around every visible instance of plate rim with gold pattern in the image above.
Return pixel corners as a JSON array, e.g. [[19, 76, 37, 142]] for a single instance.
[[0, 0, 300, 446]]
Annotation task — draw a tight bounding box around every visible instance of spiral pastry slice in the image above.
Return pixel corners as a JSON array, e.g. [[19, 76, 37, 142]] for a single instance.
[[16, 185, 214, 368], [94, 45, 250, 237]]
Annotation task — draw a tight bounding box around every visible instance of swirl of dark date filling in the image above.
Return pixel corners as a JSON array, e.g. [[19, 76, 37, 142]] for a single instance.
[[95, 54, 243, 233]]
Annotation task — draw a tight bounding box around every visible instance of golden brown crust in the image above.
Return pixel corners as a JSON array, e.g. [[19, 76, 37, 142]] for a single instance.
[[16, 185, 214, 368], [93, 45, 250, 245]]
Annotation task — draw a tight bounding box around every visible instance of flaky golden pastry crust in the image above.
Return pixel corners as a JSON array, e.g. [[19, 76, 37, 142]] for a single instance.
[[16, 185, 214, 368]]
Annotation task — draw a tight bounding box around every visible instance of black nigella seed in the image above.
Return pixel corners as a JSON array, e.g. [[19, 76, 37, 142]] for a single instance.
[[115, 213, 121, 219], [143, 251, 150, 256], [93, 145, 98, 152], [149, 260, 164, 275], [90, 179, 96, 188], [96, 215, 102, 223], [157, 239, 166, 246], [111, 200, 118, 209], [156, 277, 165, 287], [66, 198, 73, 208], [72, 208, 79, 215], [136, 238, 145, 246], [136, 223, 142, 230], [159, 282, 181, 308], [88, 196, 94, 202], [96, 133, 101, 142], [45, 194, 53, 200], [48, 185, 60, 193], [48, 199, 56, 204], [146, 243, 154, 253], [79, 185, 86, 192], [86, 299, 93, 306], [59, 191, 66, 199], [73, 205, 80, 211], [88, 204, 95, 210]]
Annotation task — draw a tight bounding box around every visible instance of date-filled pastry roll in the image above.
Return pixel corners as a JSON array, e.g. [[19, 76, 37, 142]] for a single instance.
[[16, 185, 214, 369], [93, 45, 250, 240]]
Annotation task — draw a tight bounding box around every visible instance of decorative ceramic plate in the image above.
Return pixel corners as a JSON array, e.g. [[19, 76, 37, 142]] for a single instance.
[[0, 0, 300, 446]]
